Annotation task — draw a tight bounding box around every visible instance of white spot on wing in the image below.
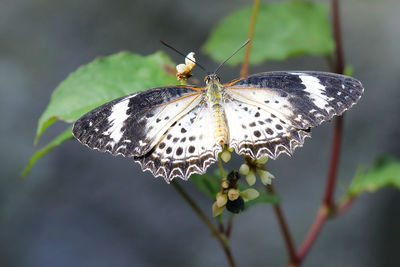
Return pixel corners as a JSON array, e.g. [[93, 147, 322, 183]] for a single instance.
[[298, 74, 327, 109], [103, 100, 130, 145]]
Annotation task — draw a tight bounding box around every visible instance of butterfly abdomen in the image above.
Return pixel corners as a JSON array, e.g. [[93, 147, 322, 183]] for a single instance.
[[211, 103, 228, 146]]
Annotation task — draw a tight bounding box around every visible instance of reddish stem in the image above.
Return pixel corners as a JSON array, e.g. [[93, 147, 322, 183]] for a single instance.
[[332, 0, 345, 74], [335, 196, 356, 217], [295, 205, 329, 263], [293, 0, 347, 264], [323, 116, 343, 207]]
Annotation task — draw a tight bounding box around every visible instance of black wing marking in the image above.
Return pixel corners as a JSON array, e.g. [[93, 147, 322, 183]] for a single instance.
[[72, 86, 203, 157], [227, 71, 363, 129]]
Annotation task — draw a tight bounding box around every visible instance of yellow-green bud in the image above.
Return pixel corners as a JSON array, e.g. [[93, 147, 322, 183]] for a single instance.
[[258, 170, 275, 185], [239, 163, 250, 175], [221, 150, 231, 163], [246, 171, 256, 186], [216, 193, 228, 207], [227, 188, 240, 201], [241, 188, 260, 201], [212, 201, 225, 217], [221, 179, 230, 189]]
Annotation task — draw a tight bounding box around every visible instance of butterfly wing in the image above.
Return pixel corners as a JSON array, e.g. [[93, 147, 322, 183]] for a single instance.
[[135, 101, 222, 182], [224, 71, 363, 159], [73, 86, 203, 158]]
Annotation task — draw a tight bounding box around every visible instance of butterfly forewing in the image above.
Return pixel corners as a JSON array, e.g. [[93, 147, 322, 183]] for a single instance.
[[224, 71, 363, 158], [73, 86, 203, 158], [227, 71, 363, 128]]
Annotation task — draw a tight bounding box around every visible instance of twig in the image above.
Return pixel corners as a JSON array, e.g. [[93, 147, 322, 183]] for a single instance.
[[171, 180, 236, 267], [296, 205, 329, 263], [240, 0, 260, 78], [323, 116, 343, 208], [217, 156, 226, 179], [267, 185, 298, 264], [225, 214, 234, 238], [335, 195, 356, 217], [294, 0, 347, 264], [332, 0, 345, 74]]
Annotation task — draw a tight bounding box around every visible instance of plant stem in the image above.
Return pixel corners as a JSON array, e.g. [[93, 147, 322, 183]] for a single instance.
[[335, 195, 356, 217], [225, 214, 234, 238], [323, 116, 343, 208], [293, 0, 347, 264], [240, 0, 260, 78], [171, 180, 236, 267], [217, 155, 226, 179], [295, 205, 329, 263], [267, 185, 298, 264], [332, 0, 345, 74]]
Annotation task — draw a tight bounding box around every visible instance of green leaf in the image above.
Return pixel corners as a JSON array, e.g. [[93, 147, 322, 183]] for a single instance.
[[203, 0, 334, 66], [22, 126, 73, 176], [35, 51, 176, 144], [191, 172, 221, 199], [348, 156, 400, 196]]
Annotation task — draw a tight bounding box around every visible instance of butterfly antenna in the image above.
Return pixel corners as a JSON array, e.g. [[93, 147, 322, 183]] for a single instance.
[[160, 40, 208, 73], [214, 39, 250, 74]]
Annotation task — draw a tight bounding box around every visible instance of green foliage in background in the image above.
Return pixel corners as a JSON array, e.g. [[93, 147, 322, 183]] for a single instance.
[[203, 0, 334, 66], [348, 156, 400, 196], [24, 52, 176, 175]]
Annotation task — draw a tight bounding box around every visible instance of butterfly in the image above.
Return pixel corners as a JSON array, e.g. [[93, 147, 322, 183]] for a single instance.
[[72, 68, 363, 182]]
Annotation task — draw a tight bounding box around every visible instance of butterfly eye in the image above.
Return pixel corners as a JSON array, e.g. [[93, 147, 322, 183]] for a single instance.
[[204, 76, 210, 84]]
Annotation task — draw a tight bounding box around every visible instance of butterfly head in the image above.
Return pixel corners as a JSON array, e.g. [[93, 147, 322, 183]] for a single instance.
[[204, 73, 221, 85]]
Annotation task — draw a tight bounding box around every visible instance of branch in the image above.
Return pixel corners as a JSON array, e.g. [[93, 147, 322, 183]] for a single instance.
[[171, 180, 236, 267], [267, 185, 297, 264], [294, 0, 349, 264], [240, 0, 260, 78]]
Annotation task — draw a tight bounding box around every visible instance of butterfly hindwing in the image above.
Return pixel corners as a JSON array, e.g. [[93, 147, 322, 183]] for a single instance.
[[224, 95, 310, 159], [72, 86, 202, 157], [135, 101, 222, 182]]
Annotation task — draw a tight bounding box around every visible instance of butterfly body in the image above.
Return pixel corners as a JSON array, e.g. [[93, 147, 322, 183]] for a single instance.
[[205, 74, 229, 146], [73, 71, 363, 182]]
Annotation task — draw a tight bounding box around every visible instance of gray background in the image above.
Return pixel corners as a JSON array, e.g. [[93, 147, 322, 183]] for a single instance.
[[1, 0, 400, 266]]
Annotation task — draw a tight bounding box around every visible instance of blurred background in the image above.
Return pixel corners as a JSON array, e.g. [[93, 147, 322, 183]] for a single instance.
[[1, 0, 400, 266]]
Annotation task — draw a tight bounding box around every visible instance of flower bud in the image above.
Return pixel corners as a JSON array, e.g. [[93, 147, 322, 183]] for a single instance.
[[239, 163, 250, 175], [241, 188, 260, 201], [176, 64, 187, 73], [185, 52, 196, 68], [258, 170, 275, 185], [221, 150, 231, 163], [221, 179, 230, 189], [245, 171, 256, 186], [212, 201, 225, 217], [227, 188, 240, 201], [216, 193, 228, 207]]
